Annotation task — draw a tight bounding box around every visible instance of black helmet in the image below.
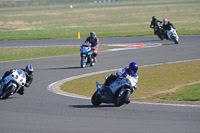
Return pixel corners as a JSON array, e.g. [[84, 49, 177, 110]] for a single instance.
[[25, 65, 33, 75], [152, 16, 156, 20]]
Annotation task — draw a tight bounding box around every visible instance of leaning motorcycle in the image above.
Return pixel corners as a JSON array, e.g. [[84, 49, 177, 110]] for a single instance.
[[80, 43, 95, 68], [167, 28, 179, 44], [0, 69, 26, 99], [91, 74, 137, 107], [154, 25, 165, 40]]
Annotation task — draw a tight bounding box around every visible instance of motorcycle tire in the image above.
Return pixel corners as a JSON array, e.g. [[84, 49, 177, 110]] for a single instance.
[[175, 40, 178, 44], [158, 35, 164, 40], [91, 91, 102, 106], [114, 90, 130, 107], [1, 86, 13, 99], [81, 56, 86, 68]]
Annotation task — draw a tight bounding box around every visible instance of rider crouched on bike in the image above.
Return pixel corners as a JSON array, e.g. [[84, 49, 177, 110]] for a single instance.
[[162, 18, 177, 40], [101, 62, 139, 103], [150, 16, 163, 35], [103, 62, 139, 91], [83, 31, 99, 62], [0, 65, 34, 95]]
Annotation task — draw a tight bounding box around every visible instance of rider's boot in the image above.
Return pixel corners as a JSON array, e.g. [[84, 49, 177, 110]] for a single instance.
[[91, 53, 97, 63], [94, 57, 97, 63]]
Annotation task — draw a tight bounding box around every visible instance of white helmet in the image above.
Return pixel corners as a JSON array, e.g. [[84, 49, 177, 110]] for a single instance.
[[90, 31, 96, 38], [163, 18, 168, 25]]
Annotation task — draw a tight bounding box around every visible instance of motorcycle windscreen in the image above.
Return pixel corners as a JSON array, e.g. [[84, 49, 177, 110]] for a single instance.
[[16, 69, 26, 78]]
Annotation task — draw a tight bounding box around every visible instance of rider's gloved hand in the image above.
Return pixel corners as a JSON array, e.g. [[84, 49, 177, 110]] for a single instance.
[[116, 72, 122, 77], [10, 69, 15, 73]]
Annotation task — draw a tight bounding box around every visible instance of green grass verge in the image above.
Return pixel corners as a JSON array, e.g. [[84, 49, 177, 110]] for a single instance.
[[153, 83, 200, 101], [0, 45, 121, 62], [60, 60, 200, 102], [0, 0, 200, 40]]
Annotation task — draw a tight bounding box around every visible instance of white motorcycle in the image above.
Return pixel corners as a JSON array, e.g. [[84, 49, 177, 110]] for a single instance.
[[167, 27, 179, 44], [91, 74, 137, 107], [0, 69, 26, 99]]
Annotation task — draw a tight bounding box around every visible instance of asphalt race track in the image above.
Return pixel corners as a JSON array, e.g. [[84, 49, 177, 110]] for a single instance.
[[0, 35, 200, 133]]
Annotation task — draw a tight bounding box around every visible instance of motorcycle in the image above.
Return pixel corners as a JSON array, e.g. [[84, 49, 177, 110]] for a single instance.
[[0, 69, 26, 99], [91, 74, 137, 107], [154, 25, 165, 40], [167, 27, 179, 44], [80, 42, 95, 68]]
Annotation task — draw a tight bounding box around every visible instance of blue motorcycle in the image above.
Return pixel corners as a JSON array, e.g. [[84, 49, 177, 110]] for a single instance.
[[80, 43, 95, 68]]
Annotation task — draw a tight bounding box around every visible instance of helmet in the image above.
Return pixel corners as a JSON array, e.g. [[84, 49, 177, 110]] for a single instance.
[[163, 18, 168, 25], [90, 31, 96, 38], [129, 62, 138, 75], [152, 16, 156, 20], [25, 65, 33, 75]]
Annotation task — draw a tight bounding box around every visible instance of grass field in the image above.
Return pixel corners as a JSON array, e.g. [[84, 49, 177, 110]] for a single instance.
[[0, 45, 121, 61], [60, 60, 200, 102], [0, 0, 200, 40], [153, 83, 200, 101]]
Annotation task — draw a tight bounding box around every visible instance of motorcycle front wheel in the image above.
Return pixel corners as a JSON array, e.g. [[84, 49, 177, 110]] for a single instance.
[[175, 39, 179, 44], [1, 86, 13, 99], [158, 35, 164, 40], [81, 56, 86, 68], [114, 90, 130, 107], [91, 91, 102, 106]]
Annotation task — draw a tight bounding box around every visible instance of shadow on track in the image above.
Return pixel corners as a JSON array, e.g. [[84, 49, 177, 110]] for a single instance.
[[122, 39, 162, 44], [69, 104, 114, 108], [47, 66, 81, 70], [162, 42, 178, 45], [0, 96, 19, 100]]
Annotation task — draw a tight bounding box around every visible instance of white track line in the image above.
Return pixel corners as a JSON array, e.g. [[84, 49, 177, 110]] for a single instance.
[[47, 58, 200, 108], [107, 43, 162, 51]]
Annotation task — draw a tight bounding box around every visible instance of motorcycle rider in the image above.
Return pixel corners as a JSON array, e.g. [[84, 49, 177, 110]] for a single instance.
[[83, 31, 99, 62], [162, 18, 177, 40], [150, 16, 163, 35], [0, 65, 34, 95], [101, 62, 139, 103], [102, 62, 139, 96]]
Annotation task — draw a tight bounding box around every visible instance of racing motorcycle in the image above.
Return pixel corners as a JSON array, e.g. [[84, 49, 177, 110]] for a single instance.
[[0, 69, 26, 99], [80, 42, 95, 68], [91, 74, 137, 107], [155, 25, 165, 40], [167, 27, 179, 44]]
